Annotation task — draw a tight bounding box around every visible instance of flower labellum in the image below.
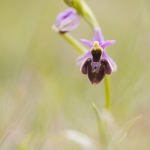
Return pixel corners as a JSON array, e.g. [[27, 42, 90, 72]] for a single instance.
[[77, 27, 117, 84], [80, 41, 113, 84], [54, 8, 80, 33]]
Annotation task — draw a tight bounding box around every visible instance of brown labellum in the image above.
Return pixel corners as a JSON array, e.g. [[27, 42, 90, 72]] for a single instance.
[[80, 56, 112, 84]]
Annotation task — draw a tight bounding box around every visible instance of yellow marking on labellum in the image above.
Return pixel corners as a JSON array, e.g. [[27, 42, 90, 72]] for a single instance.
[[93, 83, 97, 85], [91, 41, 103, 52]]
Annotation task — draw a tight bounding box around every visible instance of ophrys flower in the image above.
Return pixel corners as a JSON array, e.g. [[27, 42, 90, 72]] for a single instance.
[[78, 27, 117, 84], [54, 8, 80, 33]]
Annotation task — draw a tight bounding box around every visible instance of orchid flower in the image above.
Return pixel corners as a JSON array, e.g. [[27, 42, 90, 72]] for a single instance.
[[77, 27, 117, 71], [54, 8, 80, 33], [78, 27, 117, 84]]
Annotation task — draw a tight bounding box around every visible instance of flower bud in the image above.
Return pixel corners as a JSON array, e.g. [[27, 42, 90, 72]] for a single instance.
[[54, 8, 80, 33]]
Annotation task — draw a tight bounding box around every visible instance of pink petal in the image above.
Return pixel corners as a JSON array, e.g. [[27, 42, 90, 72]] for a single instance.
[[80, 39, 93, 48], [56, 8, 76, 28], [93, 27, 104, 43], [101, 40, 116, 49], [60, 15, 80, 32]]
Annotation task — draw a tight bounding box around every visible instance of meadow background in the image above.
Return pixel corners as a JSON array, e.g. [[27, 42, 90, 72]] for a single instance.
[[0, 0, 150, 149]]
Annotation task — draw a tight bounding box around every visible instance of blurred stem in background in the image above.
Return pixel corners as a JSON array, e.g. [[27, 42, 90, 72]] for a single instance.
[[64, 0, 111, 111]]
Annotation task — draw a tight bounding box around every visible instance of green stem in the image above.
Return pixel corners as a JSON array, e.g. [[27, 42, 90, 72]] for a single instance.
[[82, 15, 99, 28], [104, 75, 111, 110], [60, 33, 87, 54], [81, 0, 99, 28]]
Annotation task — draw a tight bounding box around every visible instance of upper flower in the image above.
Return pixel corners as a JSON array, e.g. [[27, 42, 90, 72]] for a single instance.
[[54, 8, 80, 33]]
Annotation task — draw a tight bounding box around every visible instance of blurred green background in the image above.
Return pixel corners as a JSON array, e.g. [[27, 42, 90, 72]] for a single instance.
[[0, 0, 150, 149]]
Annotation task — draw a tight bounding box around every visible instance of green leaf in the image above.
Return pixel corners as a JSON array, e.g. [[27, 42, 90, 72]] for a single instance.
[[92, 103, 110, 146], [108, 115, 141, 150]]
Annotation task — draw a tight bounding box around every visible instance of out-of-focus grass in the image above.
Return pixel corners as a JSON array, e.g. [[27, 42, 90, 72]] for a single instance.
[[0, 0, 150, 149]]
